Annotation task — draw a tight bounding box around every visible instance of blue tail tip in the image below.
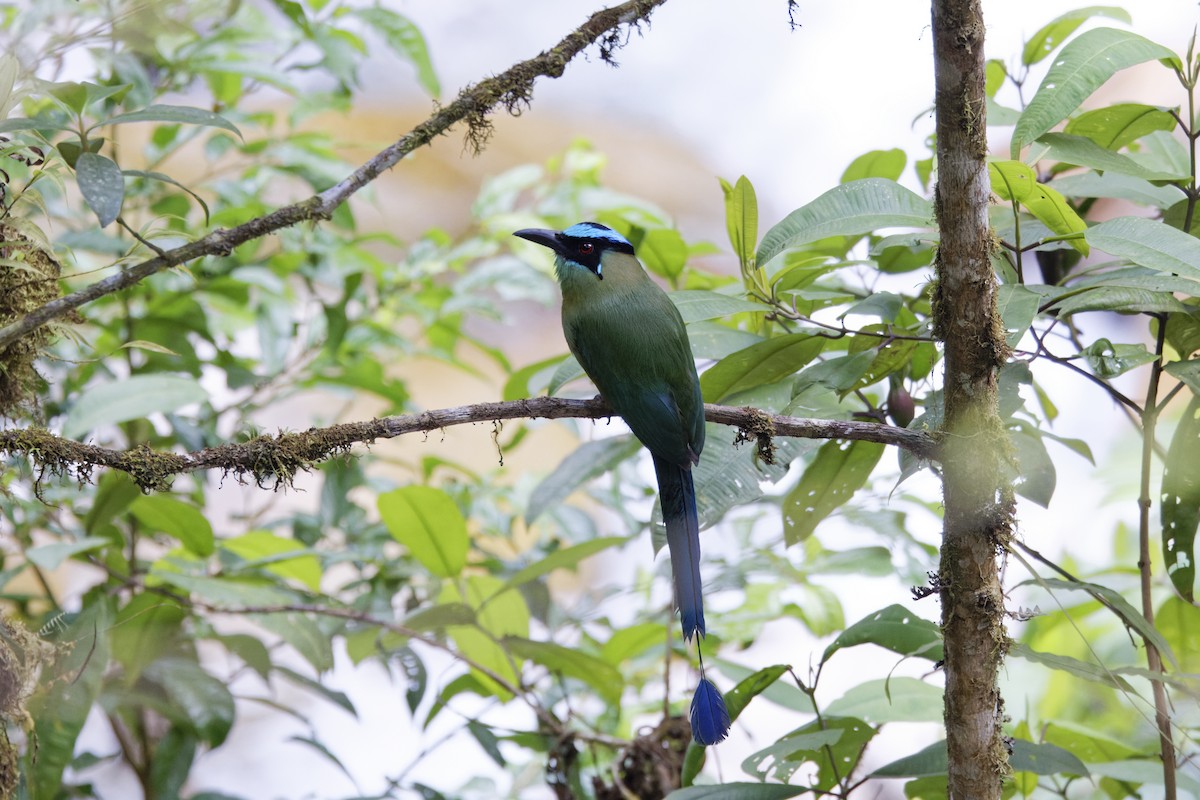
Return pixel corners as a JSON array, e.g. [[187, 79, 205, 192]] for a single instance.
[[689, 677, 731, 746]]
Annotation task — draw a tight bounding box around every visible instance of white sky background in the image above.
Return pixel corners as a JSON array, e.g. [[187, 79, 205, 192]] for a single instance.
[[67, 0, 1200, 797]]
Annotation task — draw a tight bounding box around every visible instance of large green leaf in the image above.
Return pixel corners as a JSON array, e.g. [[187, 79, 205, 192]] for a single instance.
[[989, 160, 1088, 254], [1086, 215, 1200, 280], [1162, 396, 1200, 601], [1012, 28, 1179, 156], [1051, 171, 1183, 209], [670, 289, 763, 323], [63, 374, 209, 438], [526, 435, 641, 523], [700, 333, 824, 402], [840, 149, 906, 183], [101, 104, 241, 136], [144, 657, 236, 745], [782, 439, 884, 545], [743, 716, 875, 789], [130, 494, 215, 556], [667, 785, 808, 800], [111, 593, 186, 685], [222, 530, 322, 591], [1035, 132, 1187, 182], [721, 175, 758, 268], [1079, 338, 1158, 378], [822, 604, 943, 663], [501, 536, 628, 590], [756, 179, 932, 266], [378, 486, 469, 578], [824, 677, 943, 723], [1007, 642, 1134, 690], [25, 537, 111, 570], [1063, 103, 1176, 150], [503, 637, 622, 705], [1020, 6, 1131, 66], [75, 151, 125, 227], [353, 7, 440, 97], [1049, 286, 1191, 317]]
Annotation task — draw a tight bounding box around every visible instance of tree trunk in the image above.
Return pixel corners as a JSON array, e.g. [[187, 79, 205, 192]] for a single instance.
[[930, 1, 1013, 798]]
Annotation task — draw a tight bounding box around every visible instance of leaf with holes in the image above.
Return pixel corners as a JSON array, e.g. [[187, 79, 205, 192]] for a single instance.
[[1162, 397, 1200, 601], [782, 439, 884, 545], [75, 152, 124, 227]]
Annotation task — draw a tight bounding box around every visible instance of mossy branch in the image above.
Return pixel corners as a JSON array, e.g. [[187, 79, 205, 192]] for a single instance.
[[0, 398, 938, 492], [0, 0, 670, 353]]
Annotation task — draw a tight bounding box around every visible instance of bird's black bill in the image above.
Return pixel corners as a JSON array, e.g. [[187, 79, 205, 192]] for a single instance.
[[512, 228, 564, 257]]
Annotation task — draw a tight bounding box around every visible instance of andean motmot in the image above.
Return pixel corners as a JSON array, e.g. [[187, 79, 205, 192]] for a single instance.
[[513, 222, 731, 746]]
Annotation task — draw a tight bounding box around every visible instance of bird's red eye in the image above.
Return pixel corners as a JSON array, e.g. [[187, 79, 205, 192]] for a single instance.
[[579, 242, 594, 254]]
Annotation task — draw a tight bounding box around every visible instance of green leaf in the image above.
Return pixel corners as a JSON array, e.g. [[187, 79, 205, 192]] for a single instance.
[[85, 471, 140, 536], [824, 677, 943, 723], [989, 160, 1089, 254], [743, 717, 875, 789], [666, 784, 808, 800], [841, 149, 906, 183], [275, 664, 357, 716], [502, 536, 627, 590], [144, 657, 236, 745], [130, 495, 215, 556], [401, 602, 476, 631], [222, 531, 322, 591], [64, 374, 209, 438], [1162, 396, 1200, 601], [1035, 132, 1188, 182], [670, 289, 763, 323], [1051, 171, 1183, 209], [873, 740, 947, 777], [1043, 721, 1138, 763], [526, 436, 641, 523], [600, 622, 664, 665], [997, 284, 1041, 346], [25, 537, 110, 570], [503, 637, 622, 705], [1050, 286, 1191, 316], [75, 152, 125, 227], [756, 179, 933, 266], [1064, 103, 1176, 150], [1086, 215, 1200, 280], [1020, 6, 1131, 65], [123, 169, 211, 224], [1012, 28, 1179, 156], [782, 439, 884, 545], [101, 104, 242, 137], [1165, 359, 1200, 395], [700, 333, 824, 403], [1007, 641, 1134, 690], [251, 612, 335, 672], [546, 354, 585, 396], [638, 227, 688, 281], [1010, 428, 1056, 507], [110, 593, 185, 684], [1010, 739, 1089, 776], [503, 354, 567, 401], [1080, 338, 1158, 377], [721, 175, 758, 268], [378, 486, 469, 578], [354, 7, 440, 97], [439, 576, 529, 698], [713, 659, 815, 713], [823, 604, 943, 663], [1025, 577, 1179, 669]]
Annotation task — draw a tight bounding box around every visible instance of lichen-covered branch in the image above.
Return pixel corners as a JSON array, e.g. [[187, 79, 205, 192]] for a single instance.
[[0, 0, 669, 353], [0, 398, 938, 492]]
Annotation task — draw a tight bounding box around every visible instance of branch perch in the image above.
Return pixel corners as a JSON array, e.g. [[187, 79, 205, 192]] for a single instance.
[[0, 0, 669, 352], [1, 398, 938, 492]]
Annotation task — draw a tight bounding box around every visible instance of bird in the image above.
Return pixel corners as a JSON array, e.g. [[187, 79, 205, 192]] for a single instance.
[[513, 221, 731, 746]]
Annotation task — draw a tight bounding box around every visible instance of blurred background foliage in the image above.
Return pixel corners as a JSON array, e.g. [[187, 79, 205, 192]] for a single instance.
[[0, 1, 1196, 799]]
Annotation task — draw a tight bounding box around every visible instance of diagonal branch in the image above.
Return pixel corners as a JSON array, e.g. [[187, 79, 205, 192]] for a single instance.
[[0, 0, 669, 352], [0, 397, 939, 492]]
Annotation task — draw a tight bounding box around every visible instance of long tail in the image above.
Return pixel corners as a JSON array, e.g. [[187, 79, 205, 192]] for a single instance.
[[653, 455, 731, 746], [653, 455, 704, 640]]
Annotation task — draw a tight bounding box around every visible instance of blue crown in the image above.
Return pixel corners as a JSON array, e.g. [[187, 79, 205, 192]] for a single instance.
[[562, 222, 632, 248]]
